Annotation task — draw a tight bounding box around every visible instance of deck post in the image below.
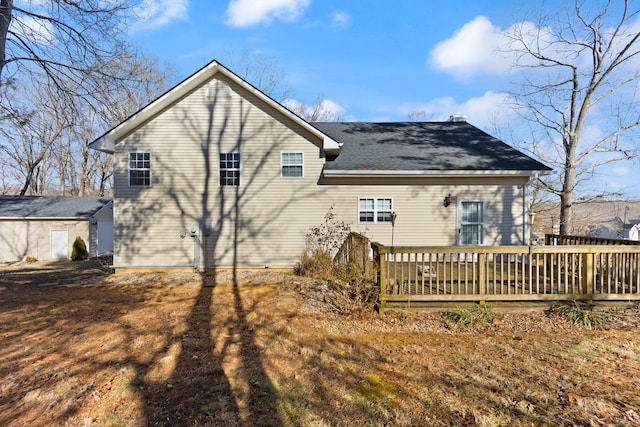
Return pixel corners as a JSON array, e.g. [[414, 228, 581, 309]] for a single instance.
[[372, 243, 387, 310], [582, 250, 595, 305], [478, 252, 487, 305]]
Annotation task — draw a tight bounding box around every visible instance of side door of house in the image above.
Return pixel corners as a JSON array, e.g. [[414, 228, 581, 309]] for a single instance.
[[458, 200, 485, 245], [50, 229, 69, 259]]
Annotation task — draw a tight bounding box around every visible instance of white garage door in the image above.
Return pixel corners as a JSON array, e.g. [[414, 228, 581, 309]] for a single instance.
[[50, 229, 68, 259], [97, 220, 114, 254]]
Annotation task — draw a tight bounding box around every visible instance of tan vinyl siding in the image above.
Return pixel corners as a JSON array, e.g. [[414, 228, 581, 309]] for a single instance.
[[0, 219, 89, 262], [112, 74, 530, 270], [324, 177, 528, 248], [113, 76, 328, 269]]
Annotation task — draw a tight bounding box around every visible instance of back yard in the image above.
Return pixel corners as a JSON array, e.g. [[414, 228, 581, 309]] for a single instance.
[[1, 260, 639, 426]]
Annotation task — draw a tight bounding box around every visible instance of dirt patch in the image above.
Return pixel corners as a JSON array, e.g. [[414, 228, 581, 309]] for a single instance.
[[1, 260, 639, 426]]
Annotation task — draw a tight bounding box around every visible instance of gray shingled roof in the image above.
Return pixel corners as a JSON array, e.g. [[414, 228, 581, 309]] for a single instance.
[[0, 196, 112, 218], [313, 121, 552, 172]]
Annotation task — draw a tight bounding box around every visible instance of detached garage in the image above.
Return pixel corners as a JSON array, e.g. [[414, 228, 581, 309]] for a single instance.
[[0, 196, 113, 262]]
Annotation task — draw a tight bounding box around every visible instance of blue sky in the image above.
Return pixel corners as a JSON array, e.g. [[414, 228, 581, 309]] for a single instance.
[[130, 0, 526, 123], [127, 0, 640, 199]]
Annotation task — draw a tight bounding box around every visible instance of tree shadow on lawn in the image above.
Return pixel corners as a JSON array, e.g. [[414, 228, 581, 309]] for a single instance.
[[0, 263, 282, 426], [133, 274, 282, 426]]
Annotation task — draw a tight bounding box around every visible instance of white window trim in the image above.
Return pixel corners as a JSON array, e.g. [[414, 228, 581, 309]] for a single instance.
[[280, 151, 304, 178], [357, 197, 394, 224], [128, 151, 152, 187], [219, 152, 241, 187], [457, 198, 486, 245]]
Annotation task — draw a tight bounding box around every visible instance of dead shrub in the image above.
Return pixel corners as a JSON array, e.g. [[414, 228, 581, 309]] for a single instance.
[[294, 250, 333, 278], [295, 208, 379, 313]]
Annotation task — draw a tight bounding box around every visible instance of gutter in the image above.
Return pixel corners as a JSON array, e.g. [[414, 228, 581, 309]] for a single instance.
[[322, 169, 548, 178]]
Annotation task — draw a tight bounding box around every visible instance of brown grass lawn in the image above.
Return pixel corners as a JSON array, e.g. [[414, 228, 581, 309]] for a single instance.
[[1, 260, 640, 426]]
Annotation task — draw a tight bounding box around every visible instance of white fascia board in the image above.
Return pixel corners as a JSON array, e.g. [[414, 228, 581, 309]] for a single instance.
[[322, 169, 548, 178], [89, 62, 223, 154], [323, 136, 341, 152], [89, 61, 336, 154]]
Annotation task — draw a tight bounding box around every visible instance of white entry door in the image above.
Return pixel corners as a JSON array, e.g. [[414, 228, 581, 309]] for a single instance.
[[97, 220, 114, 254], [50, 229, 69, 259]]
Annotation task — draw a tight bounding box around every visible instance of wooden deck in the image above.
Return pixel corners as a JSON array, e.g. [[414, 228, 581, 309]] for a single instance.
[[371, 243, 640, 306]]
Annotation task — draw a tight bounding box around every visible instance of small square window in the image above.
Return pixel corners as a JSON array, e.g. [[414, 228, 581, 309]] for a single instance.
[[129, 152, 151, 186], [220, 152, 240, 186], [281, 152, 303, 178]]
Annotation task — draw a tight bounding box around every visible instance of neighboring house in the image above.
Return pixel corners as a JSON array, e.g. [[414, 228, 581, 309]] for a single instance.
[[89, 60, 551, 272], [0, 196, 113, 262], [624, 220, 640, 241], [588, 217, 625, 240]]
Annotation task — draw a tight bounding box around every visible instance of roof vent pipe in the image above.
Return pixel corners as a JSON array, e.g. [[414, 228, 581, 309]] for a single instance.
[[448, 114, 467, 122]]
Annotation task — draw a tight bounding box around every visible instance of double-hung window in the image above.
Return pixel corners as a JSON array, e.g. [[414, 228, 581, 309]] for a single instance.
[[129, 152, 151, 186], [459, 201, 484, 245], [219, 152, 240, 186], [358, 197, 393, 223], [281, 152, 303, 178]]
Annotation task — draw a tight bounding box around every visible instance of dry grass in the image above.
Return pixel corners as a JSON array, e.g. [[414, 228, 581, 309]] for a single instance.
[[1, 260, 640, 426]]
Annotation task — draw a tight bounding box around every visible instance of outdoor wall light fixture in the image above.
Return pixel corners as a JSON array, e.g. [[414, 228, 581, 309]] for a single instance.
[[443, 194, 452, 208]]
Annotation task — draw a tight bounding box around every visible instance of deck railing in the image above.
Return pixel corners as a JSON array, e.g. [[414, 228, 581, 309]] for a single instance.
[[371, 243, 640, 305], [545, 233, 640, 246], [334, 232, 371, 273]]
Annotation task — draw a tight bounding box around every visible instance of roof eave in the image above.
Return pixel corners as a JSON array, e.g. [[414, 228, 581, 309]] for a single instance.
[[88, 136, 115, 154], [322, 169, 551, 178], [88, 60, 339, 154]]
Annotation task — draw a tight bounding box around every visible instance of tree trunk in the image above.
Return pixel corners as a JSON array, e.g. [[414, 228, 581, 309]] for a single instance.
[[560, 156, 576, 235], [19, 166, 35, 196], [0, 0, 13, 80], [98, 155, 112, 196]]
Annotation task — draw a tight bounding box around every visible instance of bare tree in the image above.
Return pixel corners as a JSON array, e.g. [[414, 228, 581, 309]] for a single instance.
[[0, 0, 137, 86], [222, 49, 294, 101], [284, 96, 346, 122], [64, 53, 174, 196], [221, 51, 344, 122], [509, 0, 640, 234], [0, 80, 70, 195], [0, 52, 173, 195]]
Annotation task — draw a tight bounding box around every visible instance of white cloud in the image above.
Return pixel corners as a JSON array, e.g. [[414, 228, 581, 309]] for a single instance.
[[429, 16, 514, 79], [133, 0, 189, 31], [226, 0, 310, 27], [12, 15, 55, 45], [611, 164, 632, 177], [429, 13, 640, 81], [406, 91, 515, 129], [331, 11, 351, 28]]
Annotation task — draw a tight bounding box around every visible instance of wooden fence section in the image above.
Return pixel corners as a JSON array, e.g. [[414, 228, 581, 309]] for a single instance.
[[334, 232, 371, 273], [545, 234, 640, 246], [371, 243, 640, 305]]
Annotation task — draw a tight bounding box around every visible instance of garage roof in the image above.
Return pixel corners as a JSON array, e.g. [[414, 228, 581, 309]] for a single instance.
[[0, 196, 112, 219]]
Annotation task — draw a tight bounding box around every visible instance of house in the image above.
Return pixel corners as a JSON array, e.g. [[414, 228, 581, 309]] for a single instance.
[[89, 60, 551, 272], [0, 196, 113, 262], [624, 220, 640, 241]]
